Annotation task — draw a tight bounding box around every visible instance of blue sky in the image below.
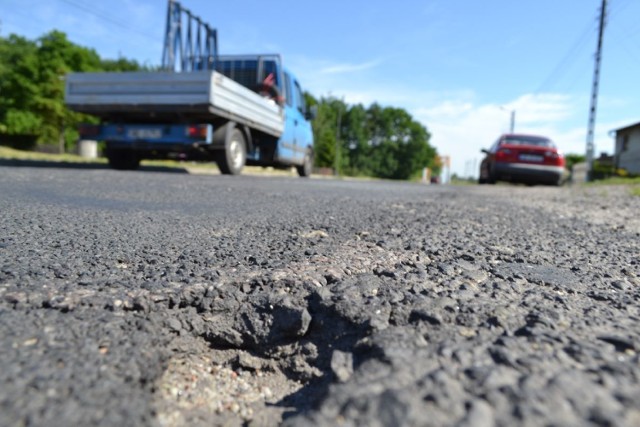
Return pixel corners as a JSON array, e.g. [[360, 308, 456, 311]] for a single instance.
[[2, 0, 639, 177]]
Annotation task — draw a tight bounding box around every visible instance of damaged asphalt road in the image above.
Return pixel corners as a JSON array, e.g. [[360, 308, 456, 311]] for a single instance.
[[1, 167, 639, 426]]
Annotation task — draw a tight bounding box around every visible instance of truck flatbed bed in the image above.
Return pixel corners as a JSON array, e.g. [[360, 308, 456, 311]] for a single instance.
[[65, 71, 284, 137]]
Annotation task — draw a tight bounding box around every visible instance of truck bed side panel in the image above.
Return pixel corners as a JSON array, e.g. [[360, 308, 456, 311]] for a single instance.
[[65, 71, 284, 137], [209, 73, 284, 136]]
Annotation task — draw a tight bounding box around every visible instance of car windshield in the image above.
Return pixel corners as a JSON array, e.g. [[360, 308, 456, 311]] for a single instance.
[[503, 136, 555, 148]]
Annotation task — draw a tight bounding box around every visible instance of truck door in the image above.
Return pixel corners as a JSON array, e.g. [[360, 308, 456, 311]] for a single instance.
[[278, 72, 305, 164], [292, 79, 312, 161]]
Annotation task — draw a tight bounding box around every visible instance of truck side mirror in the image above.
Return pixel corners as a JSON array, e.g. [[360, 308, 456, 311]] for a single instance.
[[306, 105, 318, 120]]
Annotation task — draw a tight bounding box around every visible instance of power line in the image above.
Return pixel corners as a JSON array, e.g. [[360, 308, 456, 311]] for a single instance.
[[609, 26, 640, 64], [607, 0, 640, 42], [57, 0, 159, 42], [607, 0, 633, 21], [534, 15, 597, 94], [619, 15, 640, 39]]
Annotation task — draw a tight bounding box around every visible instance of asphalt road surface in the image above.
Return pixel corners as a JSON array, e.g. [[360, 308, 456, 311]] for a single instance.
[[1, 167, 639, 427]]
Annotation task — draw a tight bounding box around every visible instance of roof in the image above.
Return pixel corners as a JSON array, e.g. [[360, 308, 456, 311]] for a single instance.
[[501, 133, 551, 141], [612, 121, 640, 134]]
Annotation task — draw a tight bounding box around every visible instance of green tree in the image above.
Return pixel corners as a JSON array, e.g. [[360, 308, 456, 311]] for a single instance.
[[0, 30, 143, 151], [342, 104, 371, 176], [310, 96, 348, 172], [34, 31, 103, 150], [308, 97, 437, 180], [361, 104, 434, 180], [0, 35, 41, 135], [101, 57, 145, 72], [564, 153, 586, 170]]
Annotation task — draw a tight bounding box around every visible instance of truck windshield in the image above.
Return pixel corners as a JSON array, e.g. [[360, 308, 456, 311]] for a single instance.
[[217, 57, 280, 91]]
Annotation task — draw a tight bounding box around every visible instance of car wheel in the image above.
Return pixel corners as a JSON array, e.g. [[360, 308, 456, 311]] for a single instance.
[[479, 162, 495, 184], [486, 164, 497, 184], [217, 128, 246, 175], [478, 164, 487, 184], [296, 149, 313, 178]]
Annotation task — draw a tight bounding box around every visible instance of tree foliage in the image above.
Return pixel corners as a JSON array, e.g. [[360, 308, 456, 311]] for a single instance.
[[308, 95, 439, 180], [0, 30, 143, 151], [564, 153, 586, 170]]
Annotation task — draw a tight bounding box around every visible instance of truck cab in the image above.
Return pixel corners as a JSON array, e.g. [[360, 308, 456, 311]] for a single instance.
[[214, 55, 315, 176]]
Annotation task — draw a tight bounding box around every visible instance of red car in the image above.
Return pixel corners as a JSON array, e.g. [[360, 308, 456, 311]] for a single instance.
[[478, 134, 566, 185]]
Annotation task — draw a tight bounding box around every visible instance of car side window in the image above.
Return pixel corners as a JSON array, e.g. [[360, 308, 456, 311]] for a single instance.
[[284, 72, 293, 107], [294, 80, 305, 114]]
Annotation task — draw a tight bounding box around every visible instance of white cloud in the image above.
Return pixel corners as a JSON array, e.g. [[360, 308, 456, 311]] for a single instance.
[[320, 59, 383, 75], [419, 101, 474, 119], [507, 93, 575, 124]]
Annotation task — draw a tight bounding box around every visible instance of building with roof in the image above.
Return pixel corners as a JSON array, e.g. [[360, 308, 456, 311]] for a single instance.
[[612, 121, 640, 175]]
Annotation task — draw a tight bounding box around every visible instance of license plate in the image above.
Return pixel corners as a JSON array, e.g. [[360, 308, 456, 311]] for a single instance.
[[519, 154, 543, 162], [127, 128, 162, 139]]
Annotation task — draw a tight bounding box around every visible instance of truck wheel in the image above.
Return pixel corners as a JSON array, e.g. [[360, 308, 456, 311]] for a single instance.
[[296, 149, 313, 177], [217, 128, 246, 175], [107, 149, 140, 170]]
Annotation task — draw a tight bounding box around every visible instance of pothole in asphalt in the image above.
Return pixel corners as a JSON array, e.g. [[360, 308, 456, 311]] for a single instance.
[[153, 290, 369, 426], [154, 340, 303, 426], [152, 240, 417, 426]]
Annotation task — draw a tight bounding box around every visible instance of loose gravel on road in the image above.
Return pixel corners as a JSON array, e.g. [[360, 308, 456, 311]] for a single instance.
[[1, 167, 639, 427]]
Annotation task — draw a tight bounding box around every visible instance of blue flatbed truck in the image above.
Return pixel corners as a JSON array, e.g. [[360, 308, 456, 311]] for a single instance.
[[64, 2, 315, 177]]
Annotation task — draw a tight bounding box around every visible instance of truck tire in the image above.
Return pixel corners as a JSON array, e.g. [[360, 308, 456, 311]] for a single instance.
[[107, 149, 140, 171], [217, 128, 246, 175], [296, 149, 313, 178]]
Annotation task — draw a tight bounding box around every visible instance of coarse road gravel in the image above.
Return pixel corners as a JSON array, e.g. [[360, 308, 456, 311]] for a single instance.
[[1, 166, 639, 427]]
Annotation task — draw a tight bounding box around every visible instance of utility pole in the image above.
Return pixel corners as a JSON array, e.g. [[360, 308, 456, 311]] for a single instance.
[[586, 0, 607, 181], [509, 110, 515, 133], [500, 106, 515, 133], [334, 98, 344, 176]]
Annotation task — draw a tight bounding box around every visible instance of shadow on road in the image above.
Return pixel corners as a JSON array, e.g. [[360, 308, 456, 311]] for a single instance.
[[0, 158, 189, 174]]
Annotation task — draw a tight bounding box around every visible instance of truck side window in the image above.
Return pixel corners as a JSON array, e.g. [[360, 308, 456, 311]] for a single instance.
[[262, 60, 278, 85], [294, 81, 305, 114], [284, 73, 293, 107]]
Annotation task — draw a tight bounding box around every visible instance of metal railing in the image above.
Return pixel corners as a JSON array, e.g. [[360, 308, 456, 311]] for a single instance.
[[161, 0, 219, 72]]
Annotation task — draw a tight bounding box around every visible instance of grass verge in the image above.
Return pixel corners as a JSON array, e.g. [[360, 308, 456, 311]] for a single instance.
[[0, 146, 106, 163], [0, 146, 306, 176], [0, 145, 217, 170], [587, 176, 640, 186], [586, 176, 640, 196]]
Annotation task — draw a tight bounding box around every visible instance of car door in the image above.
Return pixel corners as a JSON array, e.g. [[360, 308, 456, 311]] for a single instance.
[[277, 71, 300, 164], [480, 138, 500, 181], [292, 79, 312, 163]]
